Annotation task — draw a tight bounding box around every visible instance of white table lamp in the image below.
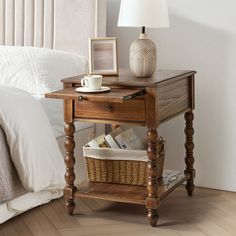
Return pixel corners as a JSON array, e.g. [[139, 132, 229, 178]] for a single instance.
[[118, 0, 169, 78]]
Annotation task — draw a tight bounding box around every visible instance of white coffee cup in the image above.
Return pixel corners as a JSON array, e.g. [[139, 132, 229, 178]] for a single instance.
[[81, 75, 103, 90]]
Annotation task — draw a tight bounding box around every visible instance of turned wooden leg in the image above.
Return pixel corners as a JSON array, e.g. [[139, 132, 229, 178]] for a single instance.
[[64, 122, 77, 215], [184, 111, 195, 196], [146, 129, 160, 227]]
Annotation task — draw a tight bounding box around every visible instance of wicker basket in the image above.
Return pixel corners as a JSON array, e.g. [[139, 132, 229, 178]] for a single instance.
[[84, 138, 165, 186]]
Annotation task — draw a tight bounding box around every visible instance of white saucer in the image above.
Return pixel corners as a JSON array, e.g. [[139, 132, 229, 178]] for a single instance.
[[75, 86, 111, 93]]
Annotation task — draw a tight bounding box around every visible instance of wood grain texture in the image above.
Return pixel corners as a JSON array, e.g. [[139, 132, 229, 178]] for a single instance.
[[190, 75, 195, 109], [145, 87, 158, 129], [21, 207, 59, 236], [74, 175, 188, 206], [158, 78, 190, 123], [62, 69, 196, 87], [0, 217, 32, 236], [40, 197, 79, 230], [3, 187, 236, 235], [46, 88, 145, 103], [75, 99, 146, 123], [75, 181, 147, 205], [64, 99, 74, 123], [0, 229, 5, 236]]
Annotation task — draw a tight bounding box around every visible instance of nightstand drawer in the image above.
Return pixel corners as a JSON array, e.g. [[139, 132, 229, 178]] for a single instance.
[[74, 98, 146, 123]]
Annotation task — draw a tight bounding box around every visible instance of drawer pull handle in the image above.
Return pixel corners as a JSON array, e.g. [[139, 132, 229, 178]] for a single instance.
[[78, 96, 84, 101], [105, 105, 112, 112]]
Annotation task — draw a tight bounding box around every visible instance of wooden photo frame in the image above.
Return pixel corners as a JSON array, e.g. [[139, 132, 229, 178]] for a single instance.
[[89, 37, 118, 76]]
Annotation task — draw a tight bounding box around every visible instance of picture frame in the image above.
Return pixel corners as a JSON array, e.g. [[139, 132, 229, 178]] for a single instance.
[[89, 37, 118, 76]]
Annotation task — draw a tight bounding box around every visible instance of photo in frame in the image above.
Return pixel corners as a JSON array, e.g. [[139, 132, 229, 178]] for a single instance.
[[89, 37, 118, 76]]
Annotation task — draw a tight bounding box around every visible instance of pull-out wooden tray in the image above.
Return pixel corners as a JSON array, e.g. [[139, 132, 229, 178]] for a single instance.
[[46, 88, 145, 103]]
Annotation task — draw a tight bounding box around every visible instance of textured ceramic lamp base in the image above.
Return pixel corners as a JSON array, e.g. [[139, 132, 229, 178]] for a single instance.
[[130, 34, 157, 78]]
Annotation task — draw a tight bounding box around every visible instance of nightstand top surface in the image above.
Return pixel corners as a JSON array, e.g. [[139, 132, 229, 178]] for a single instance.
[[62, 69, 196, 87]]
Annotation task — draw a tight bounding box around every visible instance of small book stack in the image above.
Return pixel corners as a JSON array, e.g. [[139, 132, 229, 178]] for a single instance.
[[87, 127, 146, 150]]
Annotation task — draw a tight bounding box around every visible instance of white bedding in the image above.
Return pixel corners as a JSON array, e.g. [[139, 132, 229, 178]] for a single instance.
[[0, 86, 65, 191], [0, 91, 94, 224], [0, 46, 92, 224], [0, 191, 62, 224], [0, 46, 88, 95], [0, 86, 65, 223]]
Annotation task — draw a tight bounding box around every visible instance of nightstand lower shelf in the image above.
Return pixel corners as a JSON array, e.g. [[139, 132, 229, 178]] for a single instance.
[[75, 172, 188, 205]]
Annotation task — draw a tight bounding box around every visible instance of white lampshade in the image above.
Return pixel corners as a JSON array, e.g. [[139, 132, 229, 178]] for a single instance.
[[118, 0, 169, 28]]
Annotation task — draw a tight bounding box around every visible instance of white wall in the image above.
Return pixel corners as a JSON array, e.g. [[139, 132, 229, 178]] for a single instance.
[[106, 0, 236, 191]]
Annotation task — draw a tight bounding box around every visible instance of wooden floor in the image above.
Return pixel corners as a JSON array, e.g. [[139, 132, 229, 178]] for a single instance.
[[1, 186, 236, 236]]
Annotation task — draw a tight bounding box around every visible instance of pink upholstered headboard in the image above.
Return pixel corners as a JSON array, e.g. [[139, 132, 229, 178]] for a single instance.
[[0, 0, 106, 57]]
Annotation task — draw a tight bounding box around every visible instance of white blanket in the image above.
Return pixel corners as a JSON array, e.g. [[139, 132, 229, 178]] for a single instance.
[[0, 86, 64, 192]]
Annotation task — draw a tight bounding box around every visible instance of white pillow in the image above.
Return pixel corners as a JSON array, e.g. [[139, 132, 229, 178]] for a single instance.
[[0, 46, 88, 95]]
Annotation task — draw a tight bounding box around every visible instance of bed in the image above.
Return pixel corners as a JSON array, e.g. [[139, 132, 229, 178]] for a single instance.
[[0, 0, 106, 224]]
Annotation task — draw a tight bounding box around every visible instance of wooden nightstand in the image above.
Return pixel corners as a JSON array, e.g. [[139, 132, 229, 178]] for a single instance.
[[46, 69, 196, 227]]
